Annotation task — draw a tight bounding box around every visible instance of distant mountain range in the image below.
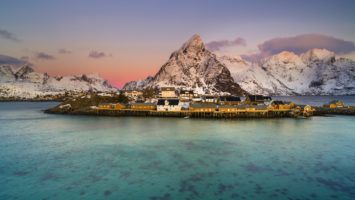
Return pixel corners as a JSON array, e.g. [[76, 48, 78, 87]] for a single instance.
[[124, 34, 355, 96], [1, 34, 355, 100], [219, 49, 355, 95], [0, 64, 116, 100]]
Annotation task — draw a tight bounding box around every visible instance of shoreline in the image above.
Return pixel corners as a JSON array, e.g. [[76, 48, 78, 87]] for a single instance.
[[44, 108, 304, 119], [44, 106, 355, 118]]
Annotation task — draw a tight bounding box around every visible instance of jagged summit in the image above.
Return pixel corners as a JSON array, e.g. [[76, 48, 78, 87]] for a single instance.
[[265, 51, 304, 68], [15, 65, 35, 79], [301, 48, 335, 63], [179, 34, 205, 52], [272, 51, 299, 61]]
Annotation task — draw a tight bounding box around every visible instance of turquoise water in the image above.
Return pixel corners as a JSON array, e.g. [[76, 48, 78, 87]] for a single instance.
[[272, 95, 355, 106], [1, 102, 355, 200]]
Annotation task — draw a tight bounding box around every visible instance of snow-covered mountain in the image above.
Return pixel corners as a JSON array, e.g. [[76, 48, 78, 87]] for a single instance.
[[221, 49, 355, 95], [123, 34, 245, 95], [0, 64, 116, 100], [123, 76, 154, 91], [123, 34, 354, 96]]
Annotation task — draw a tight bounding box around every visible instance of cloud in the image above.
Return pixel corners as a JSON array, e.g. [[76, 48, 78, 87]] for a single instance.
[[0, 28, 20, 42], [0, 54, 27, 65], [58, 48, 71, 54], [206, 37, 246, 51], [89, 51, 106, 59], [35, 52, 56, 60], [258, 34, 355, 56]]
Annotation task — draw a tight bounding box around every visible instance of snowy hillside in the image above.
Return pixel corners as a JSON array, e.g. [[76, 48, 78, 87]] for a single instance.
[[222, 49, 355, 95], [123, 76, 154, 91], [0, 65, 116, 100]]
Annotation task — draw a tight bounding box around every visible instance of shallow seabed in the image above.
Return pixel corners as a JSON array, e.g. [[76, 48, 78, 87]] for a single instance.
[[0, 102, 355, 200]]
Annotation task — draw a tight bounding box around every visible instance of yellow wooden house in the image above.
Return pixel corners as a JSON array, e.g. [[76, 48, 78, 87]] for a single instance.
[[98, 103, 125, 110], [269, 101, 296, 110], [130, 103, 156, 110], [98, 103, 112, 110], [325, 100, 345, 109], [219, 105, 244, 112], [189, 103, 217, 112]]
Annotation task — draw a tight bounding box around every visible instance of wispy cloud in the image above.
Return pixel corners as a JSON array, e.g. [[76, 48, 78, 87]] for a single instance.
[[0, 54, 26, 65], [258, 34, 355, 55], [206, 37, 246, 51], [242, 34, 355, 62], [58, 48, 71, 54], [35, 52, 56, 60], [0, 28, 20, 42], [89, 50, 107, 59]]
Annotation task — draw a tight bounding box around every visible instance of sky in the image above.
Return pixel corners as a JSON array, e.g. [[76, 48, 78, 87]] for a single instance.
[[1, 0, 355, 87]]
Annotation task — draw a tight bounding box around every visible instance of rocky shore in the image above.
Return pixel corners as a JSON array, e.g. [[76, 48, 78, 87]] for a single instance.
[[314, 106, 355, 116]]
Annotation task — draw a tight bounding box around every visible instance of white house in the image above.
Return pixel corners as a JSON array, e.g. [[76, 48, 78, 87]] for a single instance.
[[157, 99, 181, 111], [123, 90, 143, 99], [179, 89, 194, 100], [160, 87, 176, 98], [202, 95, 218, 103]]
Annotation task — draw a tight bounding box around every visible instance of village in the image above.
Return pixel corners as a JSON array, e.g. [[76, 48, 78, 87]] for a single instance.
[[94, 87, 317, 118]]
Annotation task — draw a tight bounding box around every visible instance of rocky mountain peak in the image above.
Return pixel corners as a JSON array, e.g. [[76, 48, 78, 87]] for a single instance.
[[0, 65, 16, 82], [267, 51, 301, 64], [15, 65, 35, 79], [301, 48, 335, 63], [179, 34, 205, 54], [123, 34, 246, 95]]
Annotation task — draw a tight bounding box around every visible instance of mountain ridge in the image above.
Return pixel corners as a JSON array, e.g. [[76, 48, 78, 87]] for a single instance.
[[0, 64, 116, 100], [222, 48, 355, 95], [123, 33, 354, 96]]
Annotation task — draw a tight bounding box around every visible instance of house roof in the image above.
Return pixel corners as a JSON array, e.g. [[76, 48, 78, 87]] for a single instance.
[[157, 99, 179, 106], [220, 96, 241, 102]]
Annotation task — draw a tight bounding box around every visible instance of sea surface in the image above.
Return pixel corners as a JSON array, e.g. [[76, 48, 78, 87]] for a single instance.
[[1, 101, 355, 200], [272, 95, 355, 106]]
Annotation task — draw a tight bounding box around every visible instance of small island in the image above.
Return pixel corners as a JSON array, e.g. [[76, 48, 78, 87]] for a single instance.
[[45, 87, 355, 119]]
